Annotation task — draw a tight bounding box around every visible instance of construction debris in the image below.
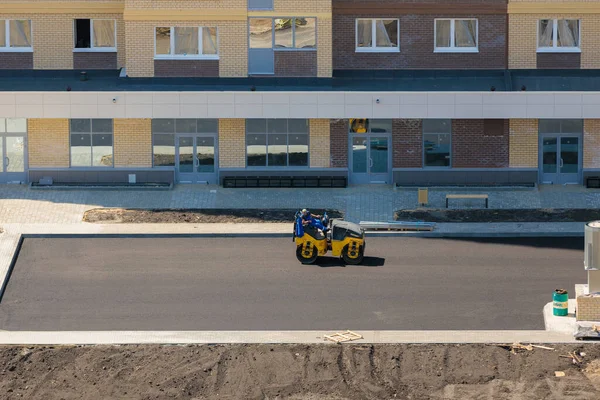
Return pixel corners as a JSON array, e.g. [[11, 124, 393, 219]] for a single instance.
[[560, 352, 583, 364], [497, 343, 555, 354], [510, 343, 533, 354], [532, 345, 555, 351], [555, 371, 566, 377], [324, 330, 363, 343]]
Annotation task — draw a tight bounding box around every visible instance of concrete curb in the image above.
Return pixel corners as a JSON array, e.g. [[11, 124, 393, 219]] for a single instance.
[[15, 231, 586, 239], [0, 330, 577, 345]]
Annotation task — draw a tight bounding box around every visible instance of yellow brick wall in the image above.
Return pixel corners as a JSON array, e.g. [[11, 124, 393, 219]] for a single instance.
[[508, 14, 537, 69], [0, 13, 126, 69], [273, 0, 332, 77], [317, 17, 332, 78], [274, 0, 331, 13], [584, 119, 600, 168], [124, 0, 246, 9], [27, 119, 70, 168], [509, 119, 538, 168], [125, 20, 246, 77], [309, 119, 330, 168], [576, 295, 600, 322], [218, 119, 246, 168], [509, 13, 600, 69], [113, 118, 152, 167]]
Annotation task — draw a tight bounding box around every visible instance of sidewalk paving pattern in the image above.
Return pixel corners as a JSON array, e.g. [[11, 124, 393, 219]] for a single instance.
[[2, 184, 600, 225]]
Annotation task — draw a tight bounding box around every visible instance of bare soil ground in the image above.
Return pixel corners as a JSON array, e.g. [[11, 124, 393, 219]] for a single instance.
[[395, 208, 600, 223], [2, 343, 600, 399], [83, 209, 343, 224]]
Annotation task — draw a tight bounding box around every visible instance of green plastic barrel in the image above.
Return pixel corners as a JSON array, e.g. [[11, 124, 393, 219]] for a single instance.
[[553, 289, 568, 316]]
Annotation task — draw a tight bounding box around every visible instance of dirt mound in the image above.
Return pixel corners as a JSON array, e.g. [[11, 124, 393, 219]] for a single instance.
[[395, 208, 600, 223], [83, 208, 343, 224], [1, 343, 600, 399]]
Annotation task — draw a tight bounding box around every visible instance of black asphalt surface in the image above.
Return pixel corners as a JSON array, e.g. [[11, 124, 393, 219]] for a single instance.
[[0, 237, 585, 331]]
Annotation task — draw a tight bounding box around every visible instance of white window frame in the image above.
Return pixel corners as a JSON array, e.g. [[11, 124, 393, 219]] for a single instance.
[[355, 18, 400, 53], [0, 19, 33, 52], [73, 19, 117, 53], [154, 26, 219, 60], [536, 19, 581, 53], [434, 18, 478, 53]]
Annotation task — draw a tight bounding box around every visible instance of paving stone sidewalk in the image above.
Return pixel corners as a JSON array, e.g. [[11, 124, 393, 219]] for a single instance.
[[1, 183, 600, 225], [0, 185, 600, 224]]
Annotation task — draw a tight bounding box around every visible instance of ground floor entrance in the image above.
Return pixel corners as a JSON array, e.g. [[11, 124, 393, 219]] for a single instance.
[[0, 133, 27, 184], [540, 135, 581, 184], [349, 134, 391, 184], [176, 135, 218, 184]]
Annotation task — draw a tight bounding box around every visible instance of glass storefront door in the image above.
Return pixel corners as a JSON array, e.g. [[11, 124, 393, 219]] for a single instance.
[[176, 135, 217, 184], [540, 135, 581, 184], [348, 119, 392, 184], [350, 134, 390, 184], [0, 135, 27, 183]]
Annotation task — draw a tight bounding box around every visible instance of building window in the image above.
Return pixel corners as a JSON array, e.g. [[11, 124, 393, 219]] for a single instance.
[[538, 119, 583, 134], [0, 20, 32, 51], [70, 119, 113, 168], [74, 19, 116, 51], [152, 119, 175, 167], [434, 19, 477, 52], [538, 19, 580, 52], [155, 27, 218, 59], [355, 19, 399, 52], [246, 119, 309, 167], [151, 119, 218, 168], [249, 18, 316, 50], [423, 119, 451, 167]]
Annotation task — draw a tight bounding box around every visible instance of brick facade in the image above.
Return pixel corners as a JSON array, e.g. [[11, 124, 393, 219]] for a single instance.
[[113, 118, 152, 167], [125, 20, 246, 78], [509, 10, 600, 69], [333, 0, 507, 70], [536, 53, 581, 69], [1, 13, 126, 70], [154, 60, 220, 77], [309, 119, 331, 167], [27, 119, 70, 168], [452, 119, 509, 168], [392, 119, 422, 168], [218, 119, 245, 168], [584, 119, 600, 169], [509, 119, 538, 168], [0, 52, 33, 69], [329, 119, 348, 168], [274, 51, 318, 77], [317, 17, 333, 77], [273, 0, 333, 77], [73, 52, 119, 70], [124, 0, 246, 9]]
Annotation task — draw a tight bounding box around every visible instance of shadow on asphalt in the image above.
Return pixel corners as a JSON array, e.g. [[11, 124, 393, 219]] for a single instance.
[[427, 236, 584, 251], [315, 256, 386, 268]]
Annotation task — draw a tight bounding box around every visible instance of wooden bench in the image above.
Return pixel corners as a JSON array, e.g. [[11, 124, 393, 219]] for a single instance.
[[445, 194, 489, 208]]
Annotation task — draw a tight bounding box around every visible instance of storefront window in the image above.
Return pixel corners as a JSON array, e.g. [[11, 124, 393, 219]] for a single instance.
[[423, 119, 451, 167], [246, 119, 308, 167], [70, 119, 113, 167]]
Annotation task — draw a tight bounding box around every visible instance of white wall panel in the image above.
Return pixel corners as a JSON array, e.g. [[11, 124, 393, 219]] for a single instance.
[[0, 91, 599, 119]]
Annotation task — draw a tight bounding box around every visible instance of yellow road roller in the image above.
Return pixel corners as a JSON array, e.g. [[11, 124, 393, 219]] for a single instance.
[[293, 210, 366, 265]]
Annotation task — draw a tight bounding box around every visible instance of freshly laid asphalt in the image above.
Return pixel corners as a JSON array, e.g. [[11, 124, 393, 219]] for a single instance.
[[0, 237, 585, 331]]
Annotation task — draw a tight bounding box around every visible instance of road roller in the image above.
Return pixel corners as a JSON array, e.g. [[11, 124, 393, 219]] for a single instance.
[[293, 210, 366, 265]]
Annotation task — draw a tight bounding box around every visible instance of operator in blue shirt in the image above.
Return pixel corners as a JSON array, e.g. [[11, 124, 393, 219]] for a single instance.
[[301, 209, 328, 233]]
